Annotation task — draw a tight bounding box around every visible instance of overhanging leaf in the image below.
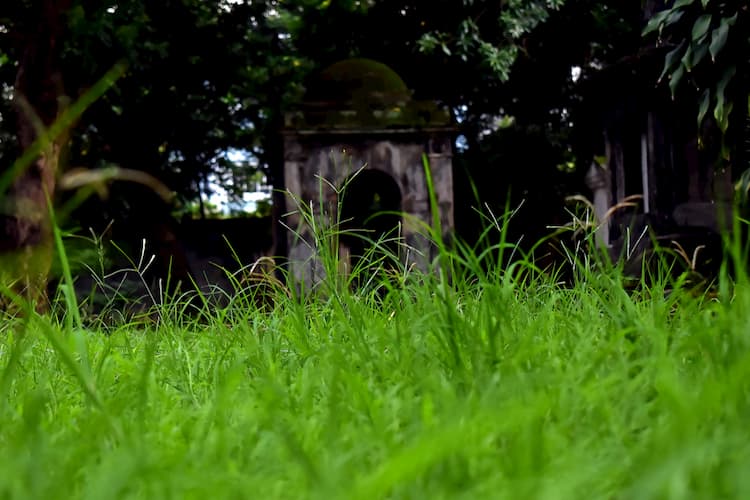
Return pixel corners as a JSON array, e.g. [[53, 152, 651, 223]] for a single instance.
[[734, 167, 750, 204], [688, 42, 708, 70], [709, 23, 729, 61], [713, 66, 736, 134], [642, 9, 671, 36], [714, 66, 737, 134], [715, 100, 733, 136], [669, 64, 685, 98], [691, 14, 712, 41], [697, 88, 711, 128], [664, 10, 685, 30], [674, 0, 696, 7], [658, 40, 687, 83], [716, 65, 736, 96], [681, 43, 694, 71]]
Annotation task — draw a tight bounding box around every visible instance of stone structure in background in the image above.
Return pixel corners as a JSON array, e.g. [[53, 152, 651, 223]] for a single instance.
[[583, 28, 730, 278], [281, 58, 455, 288]]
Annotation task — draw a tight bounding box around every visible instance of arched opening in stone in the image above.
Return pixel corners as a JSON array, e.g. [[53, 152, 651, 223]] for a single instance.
[[339, 169, 402, 283]]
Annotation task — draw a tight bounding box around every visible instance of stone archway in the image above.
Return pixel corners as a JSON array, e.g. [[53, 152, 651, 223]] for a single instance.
[[339, 169, 402, 279]]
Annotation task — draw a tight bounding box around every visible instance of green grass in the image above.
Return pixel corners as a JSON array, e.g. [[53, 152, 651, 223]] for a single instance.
[[4, 61, 748, 498], [2, 218, 750, 500]]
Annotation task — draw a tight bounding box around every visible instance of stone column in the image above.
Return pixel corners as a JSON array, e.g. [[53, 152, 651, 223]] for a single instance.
[[585, 162, 612, 247]]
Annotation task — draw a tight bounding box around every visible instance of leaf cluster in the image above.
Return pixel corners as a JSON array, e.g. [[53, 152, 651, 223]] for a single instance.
[[643, 0, 749, 149]]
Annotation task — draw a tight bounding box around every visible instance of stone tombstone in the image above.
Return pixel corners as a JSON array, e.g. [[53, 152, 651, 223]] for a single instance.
[[281, 58, 455, 289]]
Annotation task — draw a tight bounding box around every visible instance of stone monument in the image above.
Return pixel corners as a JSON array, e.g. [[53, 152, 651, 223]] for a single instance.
[[281, 58, 455, 288]]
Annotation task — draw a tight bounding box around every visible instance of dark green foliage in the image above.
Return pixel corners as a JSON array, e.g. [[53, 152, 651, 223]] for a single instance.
[[643, 0, 750, 160]]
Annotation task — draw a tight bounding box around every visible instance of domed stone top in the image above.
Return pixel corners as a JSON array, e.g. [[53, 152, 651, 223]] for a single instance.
[[303, 58, 412, 108], [285, 58, 452, 130]]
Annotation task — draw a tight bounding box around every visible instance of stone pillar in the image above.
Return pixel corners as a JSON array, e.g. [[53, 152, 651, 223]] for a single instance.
[[585, 162, 612, 247]]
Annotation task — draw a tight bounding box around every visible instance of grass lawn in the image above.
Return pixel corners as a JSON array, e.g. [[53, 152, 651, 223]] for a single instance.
[[3, 182, 750, 500], [2, 248, 750, 500]]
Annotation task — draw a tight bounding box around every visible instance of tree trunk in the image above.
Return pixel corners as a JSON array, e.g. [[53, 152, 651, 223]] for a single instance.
[[1, 0, 71, 310]]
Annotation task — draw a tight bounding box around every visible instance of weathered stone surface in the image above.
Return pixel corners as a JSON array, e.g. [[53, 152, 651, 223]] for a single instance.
[[280, 59, 455, 288]]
